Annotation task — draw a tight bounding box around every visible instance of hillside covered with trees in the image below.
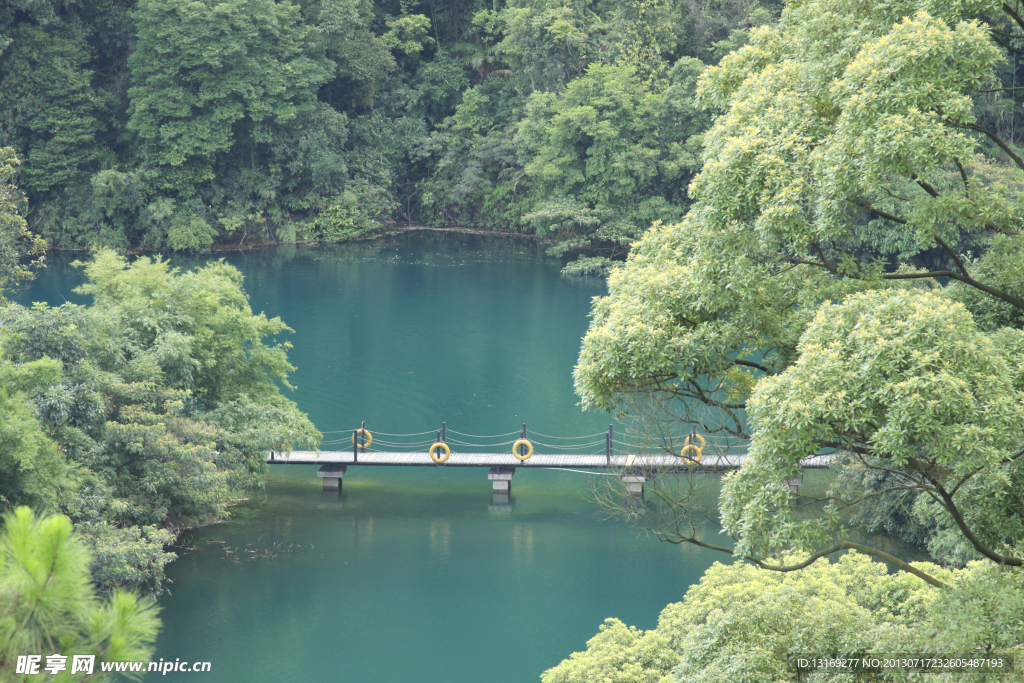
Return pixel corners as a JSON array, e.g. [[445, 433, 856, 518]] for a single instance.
[[0, 0, 784, 272]]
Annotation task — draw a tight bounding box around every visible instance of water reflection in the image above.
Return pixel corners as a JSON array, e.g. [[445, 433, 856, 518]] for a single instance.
[[317, 491, 347, 510], [513, 524, 534, 565], [430, 520, 451, 564], [489, 492, 514, 513]]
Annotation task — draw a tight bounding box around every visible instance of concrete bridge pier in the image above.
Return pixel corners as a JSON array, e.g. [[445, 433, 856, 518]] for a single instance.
[[621, 474, 646, 498], [318, 465, 348, 491], [488, 467, 515, 494]]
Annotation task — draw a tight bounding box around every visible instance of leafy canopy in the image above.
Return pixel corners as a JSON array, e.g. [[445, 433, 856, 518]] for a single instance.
[[0, 250, 319, 593], [0, 149, 45, 293], [574, 0, 1024, 581], [127, 0, 331, 192], [543, 552, 1019, 683]]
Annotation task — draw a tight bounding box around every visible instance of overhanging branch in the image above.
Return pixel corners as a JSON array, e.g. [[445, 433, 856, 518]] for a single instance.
[[1004, 3, 1024, 33], [952, 120, 1024, 171], [751, 542, 948, 588], [655, 532, 948, 588], [733, 358, 773, 374]]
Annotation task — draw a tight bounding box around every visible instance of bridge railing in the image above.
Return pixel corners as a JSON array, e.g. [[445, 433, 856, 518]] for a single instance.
[[312, 421, 750, 460]]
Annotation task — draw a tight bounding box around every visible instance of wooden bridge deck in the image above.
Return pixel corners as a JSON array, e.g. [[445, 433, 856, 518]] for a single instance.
[[267, 451, 835, 469]]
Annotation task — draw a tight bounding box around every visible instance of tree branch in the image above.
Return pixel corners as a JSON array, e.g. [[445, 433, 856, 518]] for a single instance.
[[931, 479, 1023, 566], [913, 176, 941, 199], [656, 534, 949, 588], [752, 542, 949, 588], [733, 358, 773, 374], [989, 27, 1024, 38], [934, 235, 971, 278], [809, 484, 932, 515], [954, 157, 970, 196], [849, 451, 933, 489], [1004, 3, 1024, 34], [952, 120, 1024, 171], [686, 379, 749, 413], [881, 269, 1024, 311], [948, 467, 983, 497], [811, 242, 834, 270], [788, 257, 838, 273], [991, 32, 1024, 56], [881, 270, 959, 280], [852, 200, 907, 224], [841, 445, 1023, 566]]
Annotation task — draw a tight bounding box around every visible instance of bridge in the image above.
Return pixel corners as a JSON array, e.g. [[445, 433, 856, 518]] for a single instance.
[[267, 423, 834, 498]]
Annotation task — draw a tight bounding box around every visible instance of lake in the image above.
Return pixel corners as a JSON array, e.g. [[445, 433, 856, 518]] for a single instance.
[[16, 233, 727, 682]]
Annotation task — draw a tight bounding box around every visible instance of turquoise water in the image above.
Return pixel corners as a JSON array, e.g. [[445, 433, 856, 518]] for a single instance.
[[16, 235, 725, 682]]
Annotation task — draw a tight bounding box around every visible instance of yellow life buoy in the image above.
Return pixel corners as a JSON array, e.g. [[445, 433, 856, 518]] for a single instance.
[[680, 443, 702, 463], [429, 442, 451, 463], [512, 439, 534, 461], [681, 432, 704, 464], [352, 429, 372, 449]]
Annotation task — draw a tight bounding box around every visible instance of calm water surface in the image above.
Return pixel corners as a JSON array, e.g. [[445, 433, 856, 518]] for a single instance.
[[18, 234, 724, 683]]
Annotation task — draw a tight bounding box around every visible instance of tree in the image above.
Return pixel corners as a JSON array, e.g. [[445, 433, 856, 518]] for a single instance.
[[0, 356, 80, 512], [574, 0, 1024, 584], [69, 250, 319, 507], [74, 522, 175, 597], [127, 0, 332, 195], [0, 507, 160, 681], [516, 58, 709, 273], [0, 0, 784, 250], [0, 250, 320, 593], [0, 149, 46, 294], [543, 552, 1022, 683], [0, 18, 114, 200]]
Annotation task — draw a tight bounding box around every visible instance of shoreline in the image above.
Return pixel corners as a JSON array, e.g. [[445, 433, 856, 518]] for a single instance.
[[43, 224, 545, 255]]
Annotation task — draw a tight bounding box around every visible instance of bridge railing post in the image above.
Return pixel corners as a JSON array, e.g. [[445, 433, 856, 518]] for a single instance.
[[361, 421, 366, 451], [607, 424, 613, 466], [353, 430, 358, 464]]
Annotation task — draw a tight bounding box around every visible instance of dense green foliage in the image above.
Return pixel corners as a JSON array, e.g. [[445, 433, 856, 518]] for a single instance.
[[0, 506, 160, 681], [544, 552, 1023, 683], [575, 0, 1024, 588], [0, 250, 319, 593], [566, 0, 1024, 673], [0, 148, 45, 292], [0, 0, 777, 271]]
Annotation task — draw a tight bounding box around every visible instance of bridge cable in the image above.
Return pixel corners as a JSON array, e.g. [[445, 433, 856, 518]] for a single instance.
[[444, 438, 519, 448], [529, 439, 608, 451], [548, 468, 618, 476], [372, 439, 437, 448], [446, 429, 521, 438], [526, 430, 607, 440], [362, 429, 438, 437]]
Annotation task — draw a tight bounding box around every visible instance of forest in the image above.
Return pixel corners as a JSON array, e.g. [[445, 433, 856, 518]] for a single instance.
[[0, 0, 784, 273], [4, 0, 1024, 679]]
